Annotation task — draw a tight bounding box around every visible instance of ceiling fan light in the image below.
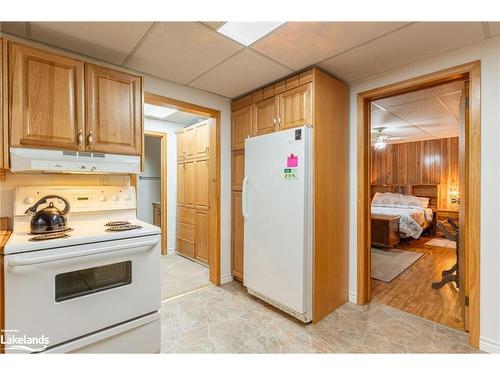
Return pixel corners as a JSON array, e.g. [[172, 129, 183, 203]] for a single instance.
[[374, 140, 386, 150]]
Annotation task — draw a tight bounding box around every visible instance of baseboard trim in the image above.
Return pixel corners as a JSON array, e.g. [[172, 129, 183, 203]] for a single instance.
[[349, 291, 357, 304], [220, 273, 233, 285], [167, 248, 176, 255], [480, 336, 500, 353]]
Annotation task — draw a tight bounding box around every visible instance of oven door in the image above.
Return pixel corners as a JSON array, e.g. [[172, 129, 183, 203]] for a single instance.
[[4, 235, 161, 352]]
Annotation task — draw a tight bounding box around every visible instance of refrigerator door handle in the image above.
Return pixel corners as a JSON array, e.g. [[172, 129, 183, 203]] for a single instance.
[[242, 176, 249, 220]]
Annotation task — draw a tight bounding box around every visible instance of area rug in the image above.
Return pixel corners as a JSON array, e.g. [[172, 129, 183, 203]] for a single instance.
[[371, 248, 424, 282], [425, 237, 456, 248]]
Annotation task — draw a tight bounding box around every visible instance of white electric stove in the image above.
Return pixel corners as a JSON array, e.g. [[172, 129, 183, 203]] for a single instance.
[[3, 186, 161, 353]]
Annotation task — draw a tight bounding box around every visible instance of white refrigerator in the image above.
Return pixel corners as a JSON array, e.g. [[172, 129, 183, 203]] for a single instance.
[[243, 126, 313, 323]]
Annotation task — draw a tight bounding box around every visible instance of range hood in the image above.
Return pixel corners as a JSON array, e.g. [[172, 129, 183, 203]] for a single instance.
[[10, 147, 141, 174]]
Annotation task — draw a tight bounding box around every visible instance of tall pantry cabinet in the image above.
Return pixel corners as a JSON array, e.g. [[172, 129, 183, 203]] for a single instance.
[[176, 120, 210, 266], [231, 68, 349, 322]]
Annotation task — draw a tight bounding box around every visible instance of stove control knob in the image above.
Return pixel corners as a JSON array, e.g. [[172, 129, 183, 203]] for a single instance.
[[99, 195, 107, 202], [24, 196, 35, 205], [112, 195, 119, 201]]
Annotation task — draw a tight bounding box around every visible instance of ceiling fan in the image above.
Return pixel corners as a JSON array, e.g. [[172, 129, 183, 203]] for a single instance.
[[371, 127, 407, 149]]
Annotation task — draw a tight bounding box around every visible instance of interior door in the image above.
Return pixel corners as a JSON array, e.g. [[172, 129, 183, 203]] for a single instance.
[[195, 158, 209, 210], [253, 96, 277, 136], [458, 80, 469, 331], [232, 105, 253, 151], [9, 42, 85, 150], [278, 83, 312, 130], [85, 63, 143, 155]]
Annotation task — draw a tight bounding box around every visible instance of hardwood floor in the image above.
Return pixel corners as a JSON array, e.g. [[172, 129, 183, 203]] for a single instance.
[[371, 236, 464, 331]]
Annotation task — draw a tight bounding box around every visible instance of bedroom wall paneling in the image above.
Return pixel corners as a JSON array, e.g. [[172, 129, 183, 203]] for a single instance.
[[371, 137, 459, 209]]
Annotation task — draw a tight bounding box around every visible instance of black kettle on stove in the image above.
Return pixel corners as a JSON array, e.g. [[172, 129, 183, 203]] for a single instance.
[[25, 195, 71, 234]]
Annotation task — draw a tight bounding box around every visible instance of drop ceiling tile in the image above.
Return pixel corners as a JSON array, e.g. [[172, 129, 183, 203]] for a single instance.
[[375, 89, 434, 108], [438, 92, 461, 118], [432, 80, 464, 96], [488, 22, 500, 36], [126, 22, 243, 85], [371, 111, 408, 128], [164, 110, 208, 126], [319, 22, 485, 82], [412, 117, 458, 127], [0, 22, 27, 37], [251, 22, 408, 71], [28, 22, 153, 65], [389, 97, 455, 122], [381, 126, 426, 138], [189, 49, 292, 98]]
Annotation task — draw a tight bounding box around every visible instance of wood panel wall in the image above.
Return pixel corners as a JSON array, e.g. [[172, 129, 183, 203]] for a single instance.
[[371, 137, 459, 209]]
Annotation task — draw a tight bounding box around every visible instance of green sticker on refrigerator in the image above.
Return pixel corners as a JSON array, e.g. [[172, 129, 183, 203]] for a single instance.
[[284, 168, 297, 181]]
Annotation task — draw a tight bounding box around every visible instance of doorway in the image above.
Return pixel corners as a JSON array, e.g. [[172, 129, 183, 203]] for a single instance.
[[356, 62, 480, 347], [140, 92, 221, 300]]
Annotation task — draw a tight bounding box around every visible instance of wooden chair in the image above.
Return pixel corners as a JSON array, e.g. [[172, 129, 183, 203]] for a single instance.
[[431, 219, 459, 289]]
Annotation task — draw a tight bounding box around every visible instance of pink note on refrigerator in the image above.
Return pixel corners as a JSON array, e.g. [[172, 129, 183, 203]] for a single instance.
[[287, 154, 298, 168]]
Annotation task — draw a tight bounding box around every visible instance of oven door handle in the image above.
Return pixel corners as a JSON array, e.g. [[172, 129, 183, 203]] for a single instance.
[[8, 238, 160, 267]]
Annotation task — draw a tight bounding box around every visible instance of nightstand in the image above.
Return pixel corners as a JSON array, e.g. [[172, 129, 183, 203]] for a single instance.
[[435, 208, 459, 237]]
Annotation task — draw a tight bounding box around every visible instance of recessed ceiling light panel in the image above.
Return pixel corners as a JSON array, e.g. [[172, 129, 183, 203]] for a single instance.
[[217, 22, 285, 46], [144, 103, 177, 119]]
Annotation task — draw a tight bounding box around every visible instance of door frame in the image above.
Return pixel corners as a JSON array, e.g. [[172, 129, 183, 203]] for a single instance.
[[356, 61, 481, 347], [140, 130, 168, 255], [143, 92, 222, 286]]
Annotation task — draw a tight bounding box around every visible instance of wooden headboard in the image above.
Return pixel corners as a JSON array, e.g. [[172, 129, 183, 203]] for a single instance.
[[371, 184, 439, 210]]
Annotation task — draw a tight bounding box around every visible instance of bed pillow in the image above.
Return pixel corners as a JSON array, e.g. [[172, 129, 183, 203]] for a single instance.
[[371, 192, 402, 206], [399, 194, 430, 208]]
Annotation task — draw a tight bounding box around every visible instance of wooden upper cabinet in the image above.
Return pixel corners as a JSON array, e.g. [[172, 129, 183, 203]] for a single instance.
[[253, 96, 277, 136], [177, 162, 185, 206], [9, 42, 85, 150], [195, 120, 210, 158], [184, 160, 196, 208], [232, 105, 253, 151], [176, 129, 186, 160], [232, 191, 244, 280], [185, 126, 196, 159], [278, 83, 312, 130], [85, 63, 143, 155], [195, 158, 209, 210], [232, 151, 244, 191], [195, 210, 209, 264]]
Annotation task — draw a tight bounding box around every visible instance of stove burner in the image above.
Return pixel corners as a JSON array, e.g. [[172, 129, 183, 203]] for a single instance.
[[29, 232, 70, 241], [105, 224, 142, 232], [105, 221, 131, 227]]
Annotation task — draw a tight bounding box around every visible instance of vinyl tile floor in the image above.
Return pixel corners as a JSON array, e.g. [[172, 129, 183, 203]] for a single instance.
[[160, 281, 480, 353], [161, 253, 210, 300]]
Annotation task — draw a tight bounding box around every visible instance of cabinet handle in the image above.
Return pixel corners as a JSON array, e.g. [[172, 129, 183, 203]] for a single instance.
[[87, 130, 93, 145], [272, 117, 277, 125], [77, 130, 83, 146]]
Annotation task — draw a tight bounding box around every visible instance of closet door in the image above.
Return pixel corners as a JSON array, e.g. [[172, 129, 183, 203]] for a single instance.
[[253, 96, 278, 136], [278, 83, 312, 130], [85, 63, 143, 155], [195, 158, 209, 210], [9, 42, 84, 150], [184, 160, 196, 208]]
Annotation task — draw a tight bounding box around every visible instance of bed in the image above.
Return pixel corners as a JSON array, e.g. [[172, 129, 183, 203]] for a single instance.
[[370, 184, 437, 247]]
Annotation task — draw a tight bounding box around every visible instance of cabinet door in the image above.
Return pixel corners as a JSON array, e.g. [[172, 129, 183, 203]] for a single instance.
[[278, 83, 312, 130], [184, 160, 196, 208], [253, 96, 277, 136], [85, 63, 143, 155], [232, 151, 244, 191], [195, 210, 209, 265], [0, 38, 5, 169], [177, 162, 185, 206], [176, 221, 195, 259], [195, 158, 209, 210], [195, 121, 210, 158], [9, 42, 84, 150], [232, 105, 253, 151], [176, 130, 186, 160], [185, 126, 196, 159], [232, 191, 244, 280]]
